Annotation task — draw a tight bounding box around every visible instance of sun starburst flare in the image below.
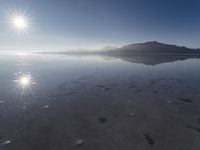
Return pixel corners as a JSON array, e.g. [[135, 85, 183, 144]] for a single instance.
[[5, 8, 32, 34], [13, 72, 36, 96]]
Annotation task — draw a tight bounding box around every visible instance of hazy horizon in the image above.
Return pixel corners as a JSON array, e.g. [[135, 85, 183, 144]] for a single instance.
[[0, 40, 200, 54]]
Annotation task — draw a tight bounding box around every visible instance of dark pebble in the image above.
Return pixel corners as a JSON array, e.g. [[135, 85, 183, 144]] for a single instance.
[[186, 125, 200, 132], [178, 98, 193, 103], [98, 117, 108, 123], [145, 134, 155, 146], [104, 88, 111, 91], [97, 85, 104, 88]]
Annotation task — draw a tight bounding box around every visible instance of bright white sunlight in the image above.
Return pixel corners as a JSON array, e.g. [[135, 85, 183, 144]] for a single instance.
[[19, 76, 30, 86], [7, 9, 31, 33], [12, 16, 27, 30]]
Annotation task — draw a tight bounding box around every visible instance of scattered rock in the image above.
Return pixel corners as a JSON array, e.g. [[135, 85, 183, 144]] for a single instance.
[[149, 81, 156, 85], [66, 92, 75, 96], [175, 108, 180, 112], [145, 134, 155, 146], [130, 113, 136, 117], [104, 88, 111, 91], [0, 101, 4, 104], [97, 85, 105, 88], [128, 85, 138, 89], [75, 139, 84, 147], [14, 128, 23, 133], [123, 127, 129, 131], [167, 100, 172, 104], [135, 89, 142, 93], [98, 117, 108, 123], [44, 105, 50, 109], [97, 85, 111, 91], [186, 125, 200, 132], [2, 140, 11, 146], [153, 91, 158, 94], [178, 98, 193, 103]]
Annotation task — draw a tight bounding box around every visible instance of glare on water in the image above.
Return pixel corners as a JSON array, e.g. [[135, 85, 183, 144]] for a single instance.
[[19, 76, 30, 86]]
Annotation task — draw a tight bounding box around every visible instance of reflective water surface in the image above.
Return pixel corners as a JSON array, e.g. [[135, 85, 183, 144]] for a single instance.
[[0, 53, 200, 150]]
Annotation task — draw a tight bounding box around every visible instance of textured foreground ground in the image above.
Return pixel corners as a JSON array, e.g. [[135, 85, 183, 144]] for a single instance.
[[0, 54, 200, 150]]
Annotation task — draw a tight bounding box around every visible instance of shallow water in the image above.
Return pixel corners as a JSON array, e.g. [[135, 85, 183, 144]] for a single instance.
[[0, 53, 200, 150]]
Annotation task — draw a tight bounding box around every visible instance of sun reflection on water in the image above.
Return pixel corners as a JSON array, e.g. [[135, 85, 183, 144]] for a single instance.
[[19, 75, 31, 87], [14, 73, 36, 96]]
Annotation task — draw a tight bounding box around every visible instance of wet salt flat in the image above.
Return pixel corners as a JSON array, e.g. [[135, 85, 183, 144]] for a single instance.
[[0, 53, 200, 150]]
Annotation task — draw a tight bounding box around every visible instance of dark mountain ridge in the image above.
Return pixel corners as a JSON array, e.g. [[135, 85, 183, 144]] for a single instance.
[[100, 41, 200, 65], [107, 41, 200, 54]]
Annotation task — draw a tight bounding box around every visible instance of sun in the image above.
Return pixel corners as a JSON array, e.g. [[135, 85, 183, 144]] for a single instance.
[[13, 16, 27, 30], [6, 8, 32, 33], [11, 15, 29, 31]]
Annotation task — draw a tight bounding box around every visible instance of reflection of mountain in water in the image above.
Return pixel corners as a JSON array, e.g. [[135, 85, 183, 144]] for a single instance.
[[40, 41, 200, 65], [100, 41, 200, 65], [103, 53, 200, 65]]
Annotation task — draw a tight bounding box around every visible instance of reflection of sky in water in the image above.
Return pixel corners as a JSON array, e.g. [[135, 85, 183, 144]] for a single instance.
[[0, 53, 200, 98], [0, 53, 200, 149]]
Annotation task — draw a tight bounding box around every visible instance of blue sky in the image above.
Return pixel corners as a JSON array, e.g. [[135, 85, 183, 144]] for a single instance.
[[0, 0, 199, 51]]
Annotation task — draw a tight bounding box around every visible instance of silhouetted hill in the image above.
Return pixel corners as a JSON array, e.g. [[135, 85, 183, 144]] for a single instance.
[[107, 41, 200, 54], [100, 41, 200, 65]]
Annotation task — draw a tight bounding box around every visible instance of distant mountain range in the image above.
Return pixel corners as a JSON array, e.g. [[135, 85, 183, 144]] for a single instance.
[[99, 41, 200, 65], [39, 41, 200, 65], [105, 41, 200, 54]]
